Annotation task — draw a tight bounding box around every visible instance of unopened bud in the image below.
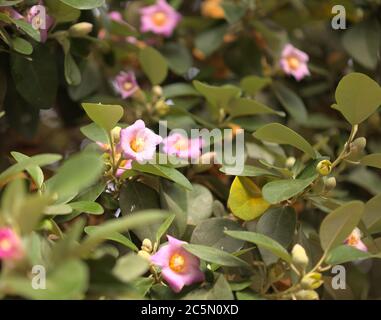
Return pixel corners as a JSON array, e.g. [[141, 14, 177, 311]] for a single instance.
[[138, 250, 151, 261], [111, 126, 121, 143], [155, 99, 170, 116], [324, 177, 337, 192], [152, 85, 163, 97], [291, 244, 309, 271], [285, 157, 296, 169], [69, 22, 93, 37], [316, 160, 332, 176], [301, 272, 323, 290], [295, 289, 319, 300], [142, 238, 153, 253]]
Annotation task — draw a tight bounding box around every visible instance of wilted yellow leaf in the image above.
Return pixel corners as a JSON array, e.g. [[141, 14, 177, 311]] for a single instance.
[[228, 177, 270, 221]]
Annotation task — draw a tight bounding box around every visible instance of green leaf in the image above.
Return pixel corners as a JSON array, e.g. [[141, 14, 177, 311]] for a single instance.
[[11, 151, 44, 188], [326, 245, 371, 265], [262, 176, 316, 204], [319, 201, 365, 252], [186, 184, 213, 225], [363, 194, 381, 234], [190, 217, 245, 253], [113, 253, 150, 283], [332, 73, 381, 125], [69, 201, 104, 215], [220, 165, 278, 177], [82, 103, 124, 132], [156, 214, 176, 244], [64, 52, 81, 86], [132, 162, 193, 191], [77, 210, 166, 256], [45, 0, 81, 23], [228, 98, 285, 118], [240, 75, 271, 96], [342, 19, 381, 70], [11, 45, 58, 108], [119, 181, 161, 242], [256, 207, 297, 264], [59, 0, 105, 10], [139, 46, 168, 85], [360, 154, 381, 170], [194, 24, 227, 57], [12, 19, 40, 42], [222, 2, 246, 24], [272, 82, 308, 123], [253, 123, 316, 159], [11, 37, 33, 55], [224, 230, 292, 263], [109, 19, 138, 37], [183, 243, 249, 268], [44, 203, 73, 215], [0, 154, 61, 184], [228, 177, 270, 221], [161, 42, 193, 75], [45, 152, 104, 202], [84, 226, 138, 252], [80, 123, 108, 144], [193, 80, 241, 111], [1, 260, 88, 299], [162, 83, 200, 98]]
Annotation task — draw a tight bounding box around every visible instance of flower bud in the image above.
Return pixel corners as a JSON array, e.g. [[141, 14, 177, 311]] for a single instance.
[[316, 160, 332, 176], [291, 244, 309, 271], [285, 157, 296, 169], [142, 238, 153, 253], [111, 126, 121, 143], [350, 137, 366, 154], [295, 289, 319, 300], [324, 177, 337, 192], [138, 250, 151, 261], [152, 85, 163, 97], [69, 22, 93, 37], [155, 99, 170, 116], [301, 272, 323, 290]]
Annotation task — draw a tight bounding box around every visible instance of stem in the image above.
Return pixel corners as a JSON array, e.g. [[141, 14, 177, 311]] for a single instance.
[[331, 125, 358, 169]]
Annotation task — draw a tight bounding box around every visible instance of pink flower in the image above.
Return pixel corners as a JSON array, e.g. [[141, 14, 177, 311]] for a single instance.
[[27, 5, 54, 43], [0, 228, 24, 261], [163, 133, 203, 159], [116, 159, 133, 177], [280, 44, 310, 81], [151, 235, 205, 293], [108, 11, 123, 22], [140, 0, 181, 37], [113, 71, 139, 99], [120, 120, 163, 162], [344, 228, 367, 252]]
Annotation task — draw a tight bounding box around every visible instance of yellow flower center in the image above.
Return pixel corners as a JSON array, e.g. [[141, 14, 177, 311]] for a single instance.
[[130, 137, 145, 153], [174, 138, 189, 151], [0, 239, 11, 251], [123, 82, 133, 91], [347, 234, 359, 247], [169, 253, 186, 273], [151, 11, 167, 26], [34, 16, 43, 29], [287, 56, 301, 70]]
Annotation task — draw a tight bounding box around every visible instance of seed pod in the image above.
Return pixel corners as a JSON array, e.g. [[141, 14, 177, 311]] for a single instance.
[[350, 137, 367, 154], [324, 177, 337, 192], [316, 160, 332, 176], [301, 272, 323, 290]]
